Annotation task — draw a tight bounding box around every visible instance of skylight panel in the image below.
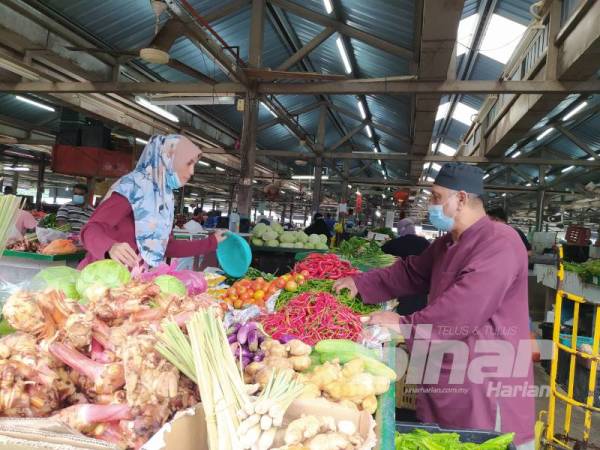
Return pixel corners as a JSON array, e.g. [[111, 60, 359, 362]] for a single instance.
[[479, 14, 527, 64], [435, 102, 451, 121], [452, 102, 477, 126], [457, 14, 479, 56], [438, 143, 457, 156]]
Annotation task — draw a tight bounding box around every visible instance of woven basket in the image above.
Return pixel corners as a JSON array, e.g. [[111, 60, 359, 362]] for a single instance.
[[395, 373, 417, 411]]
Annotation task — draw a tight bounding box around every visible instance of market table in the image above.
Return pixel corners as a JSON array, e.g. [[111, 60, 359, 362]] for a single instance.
[[250, 246, 327, 275], [534, 263, 600, 307], [0, 250, 85, 285]]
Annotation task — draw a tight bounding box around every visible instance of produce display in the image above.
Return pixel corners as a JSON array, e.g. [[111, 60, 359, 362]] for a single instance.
[[221, 272, 307, 309], [395, 429, 515, 449], [336, 237, 396, 269], [40, 238, 78, 255], [0, 278, 222, 448], [227, 321, 268, 368], [564, 259, 600, 283], [6, 238, 41, 252], [0, 194, 25, 253], [293, 253, 360, 280], [260, 292, 363, 345], [274, 414, 366, 449], [275, 279, 380, 315], [244, 339, 312, 386], [371, 227, 395, 239], [252, 222, 328, 250], [297, 358, 390, 414]]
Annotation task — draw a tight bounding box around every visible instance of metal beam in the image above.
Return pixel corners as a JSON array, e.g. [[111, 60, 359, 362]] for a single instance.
[[277, 27, 335, 71], [268, 0, 413, 60], [204, 147, 600, 166], [329, 103, 411, 144], [5, 79, 600, 94], [554, 124, 599, 159], [249, 0, 265, 68], [328, 122, 366, 151]]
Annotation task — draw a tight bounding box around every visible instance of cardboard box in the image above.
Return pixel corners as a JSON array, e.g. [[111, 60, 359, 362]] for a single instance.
[[146, 398, 376, 450], [0, 399, 376, 450]]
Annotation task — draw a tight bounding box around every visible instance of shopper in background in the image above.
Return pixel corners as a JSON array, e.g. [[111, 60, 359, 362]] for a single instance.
[[381, 218, 429, 258], [324, 213, 336, 233], [487, 207, 532, 256], [334, 163, 534, 449], [380, 218, 430, 315], [79, 134, 227, 269], [304, 212, 331, 238], [56, 183, 95, 233], [3, 186, 14, 195]]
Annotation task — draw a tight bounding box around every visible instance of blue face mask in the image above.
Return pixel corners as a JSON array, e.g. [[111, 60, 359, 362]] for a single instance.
[[72, 194, 85, 205], [166, 172, 182, 190], [428, 204, 455, 232]]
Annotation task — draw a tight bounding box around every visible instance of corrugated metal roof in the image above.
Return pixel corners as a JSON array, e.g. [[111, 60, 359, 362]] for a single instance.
[[0, 94, 59, 130], [469, 54, 504, 80], [462, 0, 481, 18]]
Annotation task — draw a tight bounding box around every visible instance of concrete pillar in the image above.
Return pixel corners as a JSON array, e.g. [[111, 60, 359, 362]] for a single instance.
[[36, 158, 45, 209], [236, 92, 259, 217]]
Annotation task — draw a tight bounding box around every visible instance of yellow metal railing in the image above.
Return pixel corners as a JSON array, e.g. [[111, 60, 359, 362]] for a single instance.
[[544, 246, 600, 449]]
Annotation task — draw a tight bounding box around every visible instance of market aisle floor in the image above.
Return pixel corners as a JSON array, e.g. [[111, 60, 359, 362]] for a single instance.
[[534, 363, 600, 447]]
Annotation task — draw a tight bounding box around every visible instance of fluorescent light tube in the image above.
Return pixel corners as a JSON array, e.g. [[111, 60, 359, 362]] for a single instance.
[[483, 173, 490, 179], [323, 0, 333, 14], [291, 175, 330, 180], [336, 37, 352, 74], [261, 101, 277, 117], [511, 150, 521, 158], [378, 159, 382, 165], [357, 101, 367, 120], [536, 128, 554, 141], [135, 137, 148, 145], [136, 97, 179, 122], [15, 95, 55, 112], [562, 101, 588, 121], [561, 165, 574, 173], [365, 125, 372, 138], [426, 176, 435, 182], [3, 165, 30, 172], [215, 166, 225, 172]]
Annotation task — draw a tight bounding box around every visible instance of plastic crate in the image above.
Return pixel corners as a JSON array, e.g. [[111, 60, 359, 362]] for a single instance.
[[559, 334, 594, 349], [565, 225, 591, 246], [395, 422, 517, 449]]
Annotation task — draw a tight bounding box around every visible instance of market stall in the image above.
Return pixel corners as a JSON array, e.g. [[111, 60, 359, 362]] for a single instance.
[[0, 234, 518, 450]]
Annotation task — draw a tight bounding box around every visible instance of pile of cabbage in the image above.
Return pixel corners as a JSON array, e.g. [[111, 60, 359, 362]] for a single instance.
[[251, 222, 328, 250]]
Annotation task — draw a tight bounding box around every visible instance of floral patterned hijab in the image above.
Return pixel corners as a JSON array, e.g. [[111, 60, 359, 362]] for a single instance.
[[108, 134, 192, 266]]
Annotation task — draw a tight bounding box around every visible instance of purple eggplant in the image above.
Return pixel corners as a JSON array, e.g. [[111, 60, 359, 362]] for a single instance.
[[228, 333, 238, 344], [237, 322, 257, 345], [241, 356, 251, 367], [230, 342, 241, 356], [253, 351, 265, 362], [247, 329, 259, 352], [278, 334, 297, 344], [227, 322, 242, 335]]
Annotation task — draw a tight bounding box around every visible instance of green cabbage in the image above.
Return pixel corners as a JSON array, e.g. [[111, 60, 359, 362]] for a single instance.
[[279, 231, 296, 243], [309, 234, 321, 244], [154, 275, 187, 296], [271, 222, 284, 234], [252, 223, 268, 237], [77, 260, 131, 302], [319, 234, 328, 244], [30, 267, 80, 300], [262, 230, 278, 241], [252, 238, 264, 246], [296, 231, 309, 243], [266, 240, 279, 247], [304, 242, 315, 249]]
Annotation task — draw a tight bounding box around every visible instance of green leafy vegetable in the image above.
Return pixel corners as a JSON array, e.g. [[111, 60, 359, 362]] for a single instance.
[[275, 279, 380, 314], [76, 259, 131, 302], [154, 275, 187, 296], [30, 266, 80, 300], [564, 260, 600, 283], [395, 429, 514, 450], [336, 237, 396, 269]]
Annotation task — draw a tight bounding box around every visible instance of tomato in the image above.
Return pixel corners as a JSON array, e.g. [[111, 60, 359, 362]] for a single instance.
[[255, 277, 265, 284], [226, 288, 236, 297], [236, 286, 247, 296], [294, 274, 305, 283], [275, 278, 286, 289], [239, 279, 252, 288], [233, 299, 243, 309], [253, 290, 265, 301], [281, 274, 291, 281], [284, 280, 298, 292], [240, 292, 252, 303], [300, 270, 310, 278]]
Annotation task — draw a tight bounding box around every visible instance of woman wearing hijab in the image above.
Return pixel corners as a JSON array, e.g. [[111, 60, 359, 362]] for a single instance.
[[79, 134, 227, 269], [304, 213, 331, 239]]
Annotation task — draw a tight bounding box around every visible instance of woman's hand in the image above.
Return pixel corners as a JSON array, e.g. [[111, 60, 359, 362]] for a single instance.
[[212, 229, 229, 244], [333, 276, 358, 298], [108, 242, 140, 268]]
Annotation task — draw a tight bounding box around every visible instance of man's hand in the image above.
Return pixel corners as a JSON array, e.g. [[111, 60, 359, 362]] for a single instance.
[[108, 242, 140, 269], [212, 229, 229, 244], [333, 277, 358, 298], [364, 311, 404, 335]]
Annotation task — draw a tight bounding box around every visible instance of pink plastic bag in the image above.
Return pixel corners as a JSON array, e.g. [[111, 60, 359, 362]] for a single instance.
[[136, 262, 207, 295]]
